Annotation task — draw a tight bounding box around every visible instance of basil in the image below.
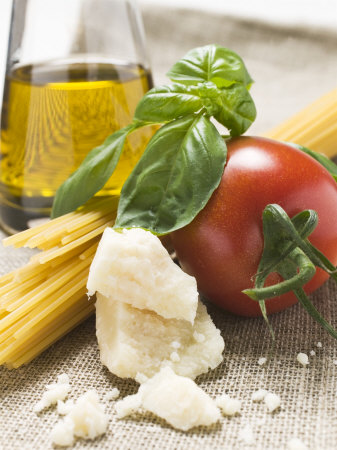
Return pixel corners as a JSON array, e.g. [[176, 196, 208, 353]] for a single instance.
[[134, 84, 202, 122], [166, 44, 253, 88], [115, 114, 227, 234], [52, 44, 256, 234], [51, 124, 137, 218]]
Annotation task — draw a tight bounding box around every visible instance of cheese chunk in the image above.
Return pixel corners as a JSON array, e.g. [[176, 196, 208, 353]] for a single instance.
[[87, 227, 198, 323], [51, 390, 108, 446], [96, 293, 224, 380], [115, 367, 221, 431]]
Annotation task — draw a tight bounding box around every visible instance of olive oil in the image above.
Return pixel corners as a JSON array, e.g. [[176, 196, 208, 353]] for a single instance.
[[0, 61, 153, 233]]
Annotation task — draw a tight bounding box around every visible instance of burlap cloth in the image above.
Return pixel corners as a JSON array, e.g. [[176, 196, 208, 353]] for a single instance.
[[1, 5, 337, 449]]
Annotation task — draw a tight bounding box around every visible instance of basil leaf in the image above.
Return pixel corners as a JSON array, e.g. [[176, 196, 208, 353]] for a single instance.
[[51, 123, 137, 218], [287, 142, 337, 182], [214, 84, 257, 136], [134, 83, 202, 122], [167, 44, 253, 88], [115, 114, 227, 234]]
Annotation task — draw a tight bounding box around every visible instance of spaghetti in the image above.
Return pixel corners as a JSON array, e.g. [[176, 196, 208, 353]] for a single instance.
[[0, 197, 118, 368]]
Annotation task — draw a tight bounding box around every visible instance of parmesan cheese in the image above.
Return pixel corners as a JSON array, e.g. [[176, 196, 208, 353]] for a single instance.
[[116, 367, 221, 431], [51, 390, 108, 446], [264, 392, 281, 412], [251, 389, 268, 402], [297, 353, 309, 366], [96, 294, 224, 380], [287, 437, 308, 450], [34, 373, 70, 413], [87, 228, 198, 323], [215, 394, 241, 416]]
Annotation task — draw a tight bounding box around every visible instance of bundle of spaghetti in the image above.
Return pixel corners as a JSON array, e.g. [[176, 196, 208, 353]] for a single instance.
[[264, 86, 337, 158], [0, 196, 118, 368]]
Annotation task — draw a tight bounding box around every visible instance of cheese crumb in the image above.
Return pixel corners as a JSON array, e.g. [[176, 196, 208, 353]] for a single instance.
[[264, 393, 281, 412], [170, 351, 180, 362], [115, 394, 142, 419], [215, 394, 241, 416], [57, 399, 74, 416], [258, 357, 267, 366], [104, 388, 120, 401], [316, 342, 322, 348], [251, 389, 268, 402], [51, 390, 108, 446], [140, 367, 221, 431], [87, 228, 198, 323], [34, 373, 70, 413], [50, 416, 75, 447], [310, 350, 316, 356], [116, 367, 220, 431], [96, 295, 224, 380], [171, 341, 181, 349], [238, 424, 255, 445], [135, 373, 148, 384], [297, 353, 309, 366], [287, 437, 308, 449], [193, 331, 205, 343]]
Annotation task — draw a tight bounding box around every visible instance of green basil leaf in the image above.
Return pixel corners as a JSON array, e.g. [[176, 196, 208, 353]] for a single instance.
[[134, 83, 202, 122], [287, 142, 337, 182], [51, 123, 137, 218], [166, 44, 253, 88], [214, 84, 257, 136], [115, 114, 227, 234]]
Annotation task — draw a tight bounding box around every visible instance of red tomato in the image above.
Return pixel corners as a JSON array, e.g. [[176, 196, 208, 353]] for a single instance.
[[171, 136, 337, 317]]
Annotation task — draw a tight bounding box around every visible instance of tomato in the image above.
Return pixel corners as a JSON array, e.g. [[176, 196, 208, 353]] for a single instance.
[[171, 136, 337, 317]]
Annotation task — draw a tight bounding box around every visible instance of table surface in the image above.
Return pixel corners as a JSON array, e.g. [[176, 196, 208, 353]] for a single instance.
[[1, 4, 337, 449]]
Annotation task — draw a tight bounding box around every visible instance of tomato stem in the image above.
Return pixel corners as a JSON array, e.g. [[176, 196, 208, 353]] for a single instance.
[[243, 204, 337, 341]]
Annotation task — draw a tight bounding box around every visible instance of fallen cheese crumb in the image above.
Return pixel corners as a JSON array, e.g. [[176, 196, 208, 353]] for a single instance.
[[310, 350, 316, 356], [104, 388, 120, 401], [215, 394, 241, 416], [251, 389, 268, 402], [50, 416, 74, 447], [57, 399, 74, 416], [87, 228, 198, 323], [96, 294, 224, 380], [287, 437, 308, 450], [264, 393, 281, 412], [171, 341, 181, 349], [135, 373, 148, 384], [297, 353, 309, 366], [238, 424, 255, 445], [116, 367, 220, 431], [139, 367, 221, 431], [170, 352, 180, 362], [316, 342, 322, 348], [51, 390, 108, 446], [258, 357, 267, 366], [115, 394, 142, 419], [34, 373, 70, 413]]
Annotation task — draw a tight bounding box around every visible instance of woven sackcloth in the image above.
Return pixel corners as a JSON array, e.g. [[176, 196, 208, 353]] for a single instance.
[[1, 4, 337, 449]]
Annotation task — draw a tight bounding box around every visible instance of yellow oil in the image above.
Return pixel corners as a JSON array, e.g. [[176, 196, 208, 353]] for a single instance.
[[0, 61, 154, 233]]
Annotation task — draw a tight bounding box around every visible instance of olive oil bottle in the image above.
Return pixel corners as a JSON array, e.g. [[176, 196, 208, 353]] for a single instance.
[[0, 61, 154, 233]]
